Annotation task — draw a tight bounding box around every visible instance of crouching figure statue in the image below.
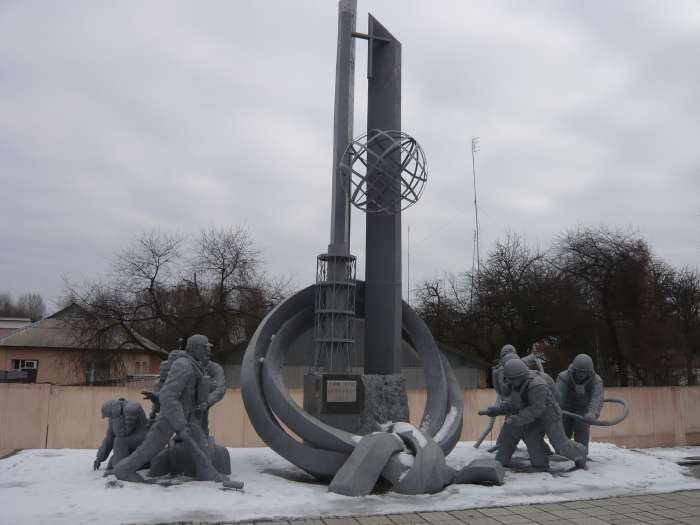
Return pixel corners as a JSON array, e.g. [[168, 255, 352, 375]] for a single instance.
[[93, 398, 148, 473], [480, 359, 588, 472]]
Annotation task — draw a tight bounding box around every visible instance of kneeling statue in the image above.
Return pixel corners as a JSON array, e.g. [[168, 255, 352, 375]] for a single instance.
[[94, 398, 148, 473]]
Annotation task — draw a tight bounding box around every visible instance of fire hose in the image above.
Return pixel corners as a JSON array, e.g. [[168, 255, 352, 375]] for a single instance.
[[561, 397, 629, 426], [474, 397, 629, 449]]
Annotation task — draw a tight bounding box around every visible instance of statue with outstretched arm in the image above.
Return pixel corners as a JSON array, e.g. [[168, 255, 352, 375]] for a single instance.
[[485, 359, 588, 471]]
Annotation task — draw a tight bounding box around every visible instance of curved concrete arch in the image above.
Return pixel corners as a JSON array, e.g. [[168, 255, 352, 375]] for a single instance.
[[263, 306, 359, 453], [241, 285, 349, 479], [241, 282, 464, 478]]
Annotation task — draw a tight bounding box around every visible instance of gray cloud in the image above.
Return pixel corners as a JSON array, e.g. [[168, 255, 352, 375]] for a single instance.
[[1, 1, 698, 310]]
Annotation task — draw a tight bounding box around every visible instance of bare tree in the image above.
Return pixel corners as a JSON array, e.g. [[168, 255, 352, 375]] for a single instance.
[[0, 291, 46, 321], [0, 293, 13, 315], [553, 226, 655, 385], [16, 293, 46, 321], [68, 226, 290, 362], [665, 267, 700, 385]]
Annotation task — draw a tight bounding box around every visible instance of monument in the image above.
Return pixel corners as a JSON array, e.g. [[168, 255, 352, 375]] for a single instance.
[[241, 0, 502, 495], [107, 335, 241, 488], [477, 348, 629, 472]]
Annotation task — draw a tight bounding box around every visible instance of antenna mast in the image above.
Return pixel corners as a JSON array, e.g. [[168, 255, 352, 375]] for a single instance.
[[470, 137, 481, 302]]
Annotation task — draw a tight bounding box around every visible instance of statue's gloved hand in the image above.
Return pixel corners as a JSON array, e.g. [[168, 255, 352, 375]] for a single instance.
[[141, 391, 158, 403], [93, 458, 101, 471], [584, 411, 597, 422]]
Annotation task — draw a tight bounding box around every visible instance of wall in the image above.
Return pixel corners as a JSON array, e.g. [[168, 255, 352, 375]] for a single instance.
[[0, 384, 698, 450]]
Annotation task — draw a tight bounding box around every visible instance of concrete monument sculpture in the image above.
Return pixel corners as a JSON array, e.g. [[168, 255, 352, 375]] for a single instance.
[[113, 335, 238, 487], [556, 353, 605, 450], [241, 0, 502, 495], [475, 345, 553, 451], [94, 398, 148, 473], [480, 359, 588, 471], [144, 345, 231, 478], [478, 348, 630, 471]]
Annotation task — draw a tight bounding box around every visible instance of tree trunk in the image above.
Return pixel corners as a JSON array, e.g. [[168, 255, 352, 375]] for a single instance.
[[686, 353, 697, 386]]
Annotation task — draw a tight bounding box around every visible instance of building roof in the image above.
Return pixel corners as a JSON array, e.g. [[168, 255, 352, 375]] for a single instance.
[[0, 304, 166, 356], [0, 317, 32, 328]]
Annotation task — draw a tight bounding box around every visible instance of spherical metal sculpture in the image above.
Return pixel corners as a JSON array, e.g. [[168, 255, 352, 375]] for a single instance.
[[340, 129, 427, 215]]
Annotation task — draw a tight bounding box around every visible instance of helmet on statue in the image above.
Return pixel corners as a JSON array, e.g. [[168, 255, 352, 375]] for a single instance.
[[503, 358, 529, 389], [571, 353, 594, 384], [499, 344, 517, 363]]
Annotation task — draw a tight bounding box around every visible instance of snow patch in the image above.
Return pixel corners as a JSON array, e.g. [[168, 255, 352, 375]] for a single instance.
[[432, 406, 460, 443], [392, 422, 428, 448], [0, 442, 699, 525]]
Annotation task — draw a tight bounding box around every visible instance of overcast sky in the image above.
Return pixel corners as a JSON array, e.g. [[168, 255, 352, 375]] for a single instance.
[[1, 1, 699, 312]]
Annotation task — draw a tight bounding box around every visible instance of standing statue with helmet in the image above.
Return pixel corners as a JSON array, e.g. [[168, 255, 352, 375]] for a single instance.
[[480, 359, 588, 471], [556, 353, 604, 450], [113, 334, 234, 485]]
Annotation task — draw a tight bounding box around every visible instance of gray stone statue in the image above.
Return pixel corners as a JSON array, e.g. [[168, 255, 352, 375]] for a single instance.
[[477, 345, 555, 452], [556, 353, 604, 450], [145, 348, 231, 478], [481, 359, 587, 471], [113, 335, 230, 483], [149, 350, 226, 435], [94, 398, 148, 472]]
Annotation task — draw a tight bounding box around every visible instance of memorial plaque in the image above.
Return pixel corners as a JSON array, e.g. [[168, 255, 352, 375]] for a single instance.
[[326, 379, 357, 403], [321, 374, 364, 414]]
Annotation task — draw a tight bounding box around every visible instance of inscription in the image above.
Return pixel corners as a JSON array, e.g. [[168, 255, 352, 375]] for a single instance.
[[325, 380, 357, 403]]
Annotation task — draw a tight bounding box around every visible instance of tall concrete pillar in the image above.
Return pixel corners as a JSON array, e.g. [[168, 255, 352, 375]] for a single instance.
[[364, 15, 402, 375]]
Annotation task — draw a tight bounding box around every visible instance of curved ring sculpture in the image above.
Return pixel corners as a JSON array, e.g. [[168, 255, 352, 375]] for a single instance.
[[241, 283, 463, 479]]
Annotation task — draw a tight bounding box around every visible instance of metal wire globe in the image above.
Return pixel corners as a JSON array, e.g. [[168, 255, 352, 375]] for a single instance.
[[340, 129, 427, 215]]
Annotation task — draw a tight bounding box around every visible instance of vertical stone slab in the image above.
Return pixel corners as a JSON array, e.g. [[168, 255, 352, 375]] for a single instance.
[[364, 15, 402, 375]]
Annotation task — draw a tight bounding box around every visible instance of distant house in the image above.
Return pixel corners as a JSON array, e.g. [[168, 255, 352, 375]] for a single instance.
[[0, 317, 32, 339], [0, 304, 167, 385]]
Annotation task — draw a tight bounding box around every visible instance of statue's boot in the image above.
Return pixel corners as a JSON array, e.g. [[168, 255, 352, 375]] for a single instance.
[[542, 415, 587, 469], [454, 458, 505, 485], [115, 470, 146, 483]]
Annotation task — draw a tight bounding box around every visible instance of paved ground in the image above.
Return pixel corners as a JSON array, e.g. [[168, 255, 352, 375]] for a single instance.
[[159, 490, 700, 525]]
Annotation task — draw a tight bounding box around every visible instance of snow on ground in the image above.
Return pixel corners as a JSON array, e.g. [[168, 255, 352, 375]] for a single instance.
[[634, 445, 700, 462], [1, 442, 699, 525]]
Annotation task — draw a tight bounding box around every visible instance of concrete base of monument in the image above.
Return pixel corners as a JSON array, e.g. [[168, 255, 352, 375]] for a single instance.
[[303, 372, 409, 434]]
